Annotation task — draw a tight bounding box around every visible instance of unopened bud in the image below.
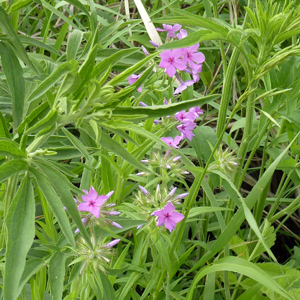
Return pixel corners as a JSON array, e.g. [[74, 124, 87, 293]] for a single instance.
[[105, 239, 121, 248], [141, 45, 149, 56]]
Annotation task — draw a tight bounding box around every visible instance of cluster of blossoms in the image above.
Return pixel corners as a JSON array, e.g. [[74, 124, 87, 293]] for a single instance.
[[161, 105, 203, 148], [137, 185, 187, 232], [74, 186, 122, 233], [137, 149, 188, 179], [127, 23, 205, 95]]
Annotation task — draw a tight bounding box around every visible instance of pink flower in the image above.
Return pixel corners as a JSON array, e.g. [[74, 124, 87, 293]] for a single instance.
[[128, 74, 142, 92], [182, 44, 205, 70], [175, 110, 196, 123], [177, 121, 196, 140], [161, 136, 182, 148], [156, 24, 182, 39], [78, 187, 114, 218], [173, 80, 194, 95], [151, 202, 184, 232], [159, 49, 187, 77]]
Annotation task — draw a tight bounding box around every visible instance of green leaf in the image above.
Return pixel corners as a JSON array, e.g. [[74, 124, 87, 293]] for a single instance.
[[112, 95, 219, 118], [0, 138, 26, 158], [40, 0, 79, 29], [107, 51, 158, 86], [4, 174, 35, 300], [91, 48, 140, 80], [0, 111, 9, 138], [18, 101, 50, 135], [0, 159, 28, 184], [49, 252, 67, 300], [19, 259, 46, 290], [19, 36, 60, 56], [0, 42, 25, 127], [26, 60, 78, 103], [25, 110, 58, 135], [62, 127, 91, 159], [7, 0, 33, 13], [0, 7, 38, 73], [98, 130, 152, 174], [188, 134, 300, 274], [187, 257, 293, 300], [30, 167, 75, 248], [188, 206, 232, 218], [33, 159, 93, 248], [67, 29, 83, 61], [190, 126, 218, 162]]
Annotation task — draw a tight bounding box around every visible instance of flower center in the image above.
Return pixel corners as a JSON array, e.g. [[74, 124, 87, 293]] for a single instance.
[[89, 200, 96, 207], [164, 213, 171, 219], [168, 57, 174, 63]]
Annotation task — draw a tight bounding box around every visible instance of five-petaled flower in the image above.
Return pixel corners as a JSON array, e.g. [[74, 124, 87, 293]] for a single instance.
[[159, 49, 186, 77], [152, 202, 184, 232], [177, 121, 196, 140], [78, 186, 114, 218]]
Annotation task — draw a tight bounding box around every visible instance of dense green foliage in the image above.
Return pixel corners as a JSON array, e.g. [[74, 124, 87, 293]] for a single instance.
[[1, 0, 300, 299]]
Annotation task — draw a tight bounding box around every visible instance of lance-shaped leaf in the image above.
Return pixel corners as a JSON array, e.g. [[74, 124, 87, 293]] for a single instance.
[[26, 60, 78, 103], [111, 95, 220, 119], [0, 159, 28, 184], [49, 252, 67, 300], [4, 174, 35, 300], [0, 42, 25, 127]]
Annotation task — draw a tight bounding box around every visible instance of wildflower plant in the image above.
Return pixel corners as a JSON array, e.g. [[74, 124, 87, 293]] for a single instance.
[[2, 0, 300, 299]]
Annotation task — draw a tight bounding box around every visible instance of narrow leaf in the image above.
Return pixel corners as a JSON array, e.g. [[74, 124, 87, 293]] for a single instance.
[[4, 174, 35, 300], [0, 42, 25, 127], [49, 252, 67, 300]]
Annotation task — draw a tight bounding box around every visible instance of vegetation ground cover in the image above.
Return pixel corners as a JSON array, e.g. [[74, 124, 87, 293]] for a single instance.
[[1, 0, 300, 299]]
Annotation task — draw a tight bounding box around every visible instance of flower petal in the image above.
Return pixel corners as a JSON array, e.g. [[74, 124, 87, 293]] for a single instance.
[[164, 219, 176, 232], [170, 211, 184, 223]]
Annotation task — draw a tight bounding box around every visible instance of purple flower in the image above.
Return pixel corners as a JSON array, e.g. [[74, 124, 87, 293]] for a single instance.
[[128, 74, 142, 92], [177, 29, 188, 39], [151, 202, 184, 232], [175, 110, 197, 123], [156, 24, 182, 39], [174, 80, 194, 95], [159, 49, 186, 77], [177, 121, 196, 140], [78, 187, 114, 218], [161, 136, 182, 148], [139, 101, 148, 107], [182, 44, 205, 70]]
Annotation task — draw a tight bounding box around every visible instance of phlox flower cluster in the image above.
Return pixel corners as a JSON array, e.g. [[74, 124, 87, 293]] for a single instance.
[[74, 186, 122, 233], [137, 149, 189, 179], [127, 23, 205, 95], [161, 105, 203, 149], [136, 184, 187, 232], [157, 23, 205, 95]]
